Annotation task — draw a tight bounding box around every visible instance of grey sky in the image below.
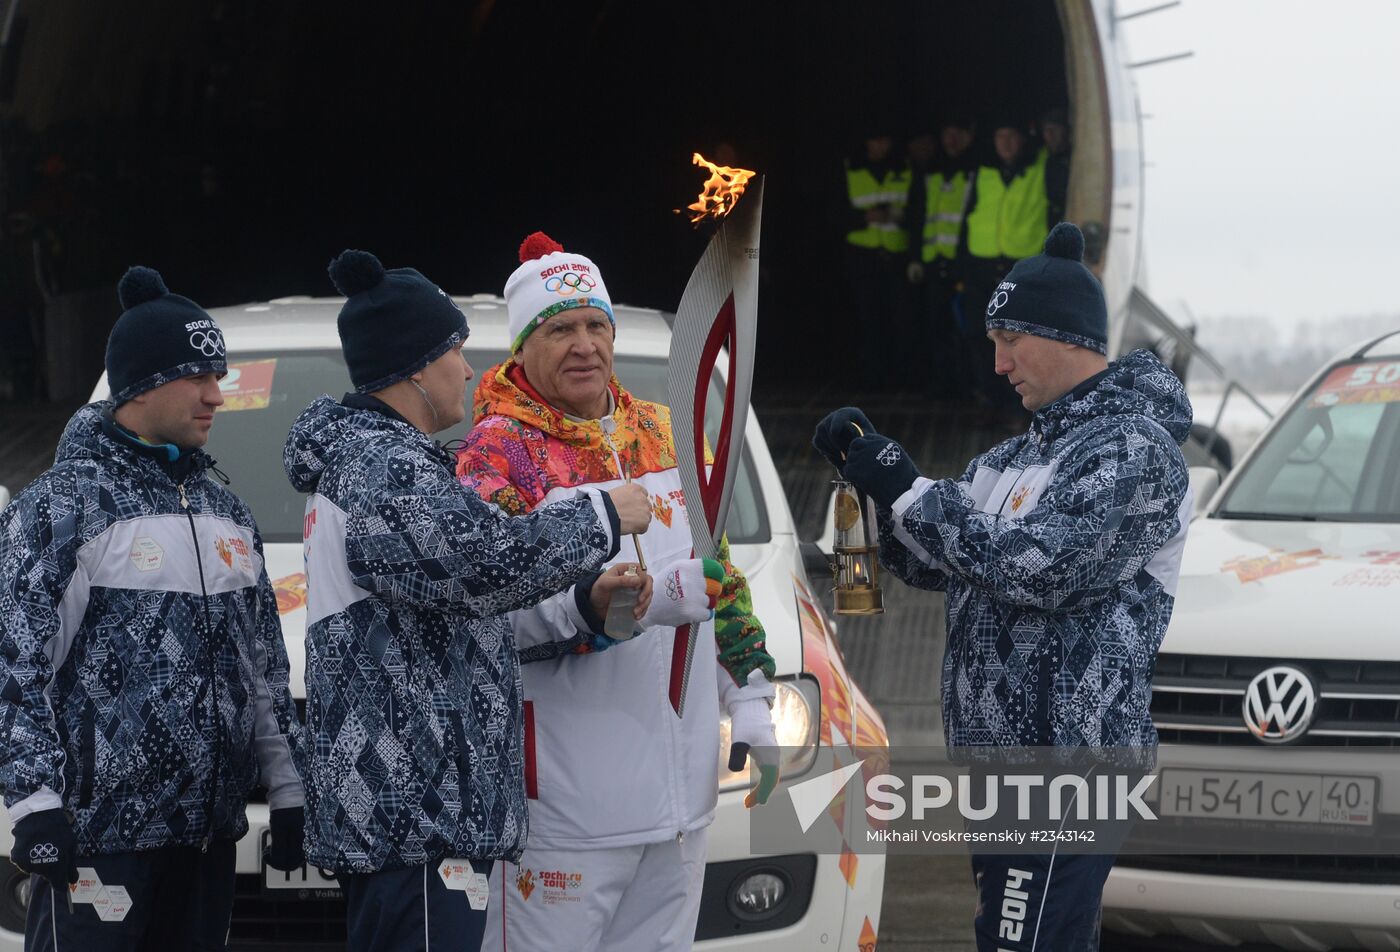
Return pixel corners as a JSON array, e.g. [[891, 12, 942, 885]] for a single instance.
[[1120, 1, 1400, 325]]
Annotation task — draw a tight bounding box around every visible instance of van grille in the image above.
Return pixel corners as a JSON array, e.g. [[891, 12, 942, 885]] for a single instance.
[[1152, 654, 1400, 747]]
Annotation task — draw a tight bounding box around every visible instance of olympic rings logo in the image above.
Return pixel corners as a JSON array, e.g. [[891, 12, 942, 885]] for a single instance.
[[985, 290, 1011, 318], [29, 843, 59, 863], [544, 272, 597, 296], [876, 444, 903, 467], [189, 329, 225, 357]]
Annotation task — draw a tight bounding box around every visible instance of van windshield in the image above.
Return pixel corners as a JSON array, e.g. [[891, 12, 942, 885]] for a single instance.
[[1217, 359, 1400, 522], [206, 349, 770, 544]]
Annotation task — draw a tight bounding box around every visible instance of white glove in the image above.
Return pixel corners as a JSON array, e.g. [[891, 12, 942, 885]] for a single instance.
[[635, 558, 723, 631], [729, 697, 780, 808]]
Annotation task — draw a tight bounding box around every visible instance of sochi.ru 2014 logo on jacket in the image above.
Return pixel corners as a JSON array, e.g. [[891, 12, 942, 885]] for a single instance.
[[876, 444, 902, 466]]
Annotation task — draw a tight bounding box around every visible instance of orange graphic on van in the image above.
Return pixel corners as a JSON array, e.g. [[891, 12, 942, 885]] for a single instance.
[[1222, 548, 1335, 584]]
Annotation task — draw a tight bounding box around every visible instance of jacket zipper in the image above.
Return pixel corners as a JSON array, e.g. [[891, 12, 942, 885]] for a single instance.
[[180, 481, 222, 852]]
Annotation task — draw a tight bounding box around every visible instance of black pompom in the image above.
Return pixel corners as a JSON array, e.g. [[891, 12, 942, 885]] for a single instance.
[[117, 266, 169, 309], [328, 249, 386, 296], [1043, 222, 1085, 262]]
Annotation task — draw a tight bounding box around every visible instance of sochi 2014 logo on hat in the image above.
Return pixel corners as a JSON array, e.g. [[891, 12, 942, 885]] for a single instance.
[[985, 280, 1017, 318], [538, 261, 598, 297], [185, 319, 225, 357]]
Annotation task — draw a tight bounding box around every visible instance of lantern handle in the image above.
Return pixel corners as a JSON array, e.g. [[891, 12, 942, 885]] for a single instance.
[[839, 422, 864, 462]]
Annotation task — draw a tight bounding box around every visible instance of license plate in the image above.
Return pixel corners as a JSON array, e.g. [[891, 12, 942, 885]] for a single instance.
[[260, 830, 341, 895], [1158, 769, 1376, 826]]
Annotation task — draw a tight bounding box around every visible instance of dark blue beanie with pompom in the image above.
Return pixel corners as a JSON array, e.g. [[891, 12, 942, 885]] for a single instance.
[[982, 222, 1108, 354], [329, 249, 468, 393], [105, 266, 226, 404]]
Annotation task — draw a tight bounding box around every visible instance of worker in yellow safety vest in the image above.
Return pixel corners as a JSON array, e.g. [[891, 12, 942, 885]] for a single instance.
[[843, 126, 911, 387], [904, 116, 978, 399], [959, 118, 1051, 415]]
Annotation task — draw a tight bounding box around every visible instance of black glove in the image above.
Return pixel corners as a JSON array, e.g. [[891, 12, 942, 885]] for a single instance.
[[11, 809, 78, 891], [263, 807, 305, 872], [812, 407, 877, 471], [843, 434, 922, 509]]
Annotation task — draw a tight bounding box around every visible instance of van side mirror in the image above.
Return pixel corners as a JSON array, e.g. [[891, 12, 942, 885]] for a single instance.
[[1187, 466, 1221, 518]]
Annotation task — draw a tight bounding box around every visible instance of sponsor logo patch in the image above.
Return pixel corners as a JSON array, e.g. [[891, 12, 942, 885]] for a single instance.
[[129, 537, 164, 572], [214, 535, 252, 572]]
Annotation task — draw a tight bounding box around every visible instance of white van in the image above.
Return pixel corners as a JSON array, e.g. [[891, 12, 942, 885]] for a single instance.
[[1103, 331, 1400, 949]]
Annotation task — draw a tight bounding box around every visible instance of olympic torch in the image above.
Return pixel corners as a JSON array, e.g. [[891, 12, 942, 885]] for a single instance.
[[666, 153, 760, 718]]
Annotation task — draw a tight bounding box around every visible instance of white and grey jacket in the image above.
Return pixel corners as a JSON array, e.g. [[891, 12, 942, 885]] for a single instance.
[[0, 403, 306, 854], [878, 350, 1194, 748], [283, 395, 618, 874]]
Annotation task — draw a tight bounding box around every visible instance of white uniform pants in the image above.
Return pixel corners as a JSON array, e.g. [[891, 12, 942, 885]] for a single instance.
[[482, 828, 708, 952]]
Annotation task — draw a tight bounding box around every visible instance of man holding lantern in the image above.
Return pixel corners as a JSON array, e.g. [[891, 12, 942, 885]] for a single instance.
[[814, 222, 1193, 951]]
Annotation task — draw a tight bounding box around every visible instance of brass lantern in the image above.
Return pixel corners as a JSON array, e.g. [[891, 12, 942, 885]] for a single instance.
[[831, 478, 884, 615]]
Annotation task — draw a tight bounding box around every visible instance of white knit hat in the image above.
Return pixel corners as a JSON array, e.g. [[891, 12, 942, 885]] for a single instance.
[[504, 232, 615, 353]]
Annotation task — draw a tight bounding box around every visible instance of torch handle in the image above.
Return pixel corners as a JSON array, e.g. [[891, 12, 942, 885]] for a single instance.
[[605, 428, 648, 572], [621, 461, 647, 572]]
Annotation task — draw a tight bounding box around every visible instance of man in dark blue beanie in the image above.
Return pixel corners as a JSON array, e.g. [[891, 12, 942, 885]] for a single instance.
[[283, 250, 654, 952], [1, 267, 308, 950], [813, 223, 1195, 952]]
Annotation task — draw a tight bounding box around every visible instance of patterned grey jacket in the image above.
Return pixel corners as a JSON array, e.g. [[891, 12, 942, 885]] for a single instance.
[[878, 350, 1194, 748], [0, 403, 306, 854], [283, 396, 618, 874]]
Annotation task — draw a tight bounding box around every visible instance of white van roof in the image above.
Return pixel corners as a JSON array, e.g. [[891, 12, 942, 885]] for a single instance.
[[210, 295, 675, 358]]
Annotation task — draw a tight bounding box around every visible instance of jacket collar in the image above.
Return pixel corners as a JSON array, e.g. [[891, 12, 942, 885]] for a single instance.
[[473, 358, 630, 450], [84, 405, 213, 484]]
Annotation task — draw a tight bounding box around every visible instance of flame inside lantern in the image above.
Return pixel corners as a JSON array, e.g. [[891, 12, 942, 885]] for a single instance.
[[685, 152, 755, 224]]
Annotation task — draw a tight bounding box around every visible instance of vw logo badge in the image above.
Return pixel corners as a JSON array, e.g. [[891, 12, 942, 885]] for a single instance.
[[1242, 665, 1316, 743]]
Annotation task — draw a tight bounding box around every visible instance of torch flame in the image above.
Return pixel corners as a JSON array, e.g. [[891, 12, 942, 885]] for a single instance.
[[685, 152, 755, 224]]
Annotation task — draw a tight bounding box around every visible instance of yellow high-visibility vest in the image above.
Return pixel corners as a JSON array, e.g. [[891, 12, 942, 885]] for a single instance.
[[921, 169, 972, 263], [846, 166, 911, 253], [965, 154, 1049, 260]]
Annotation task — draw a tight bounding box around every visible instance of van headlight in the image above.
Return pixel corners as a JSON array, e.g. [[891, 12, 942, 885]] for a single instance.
[[718, 676, 820, 791]]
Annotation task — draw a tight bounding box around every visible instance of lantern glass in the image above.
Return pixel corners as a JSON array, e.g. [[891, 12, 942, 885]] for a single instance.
[[831, 479, 884, 615]]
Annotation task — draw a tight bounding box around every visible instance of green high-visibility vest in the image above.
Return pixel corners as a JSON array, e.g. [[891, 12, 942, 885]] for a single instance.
[[965, 154, 1049, 260], [846, 166, 911, 253], [921, 169, 972, 263]]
